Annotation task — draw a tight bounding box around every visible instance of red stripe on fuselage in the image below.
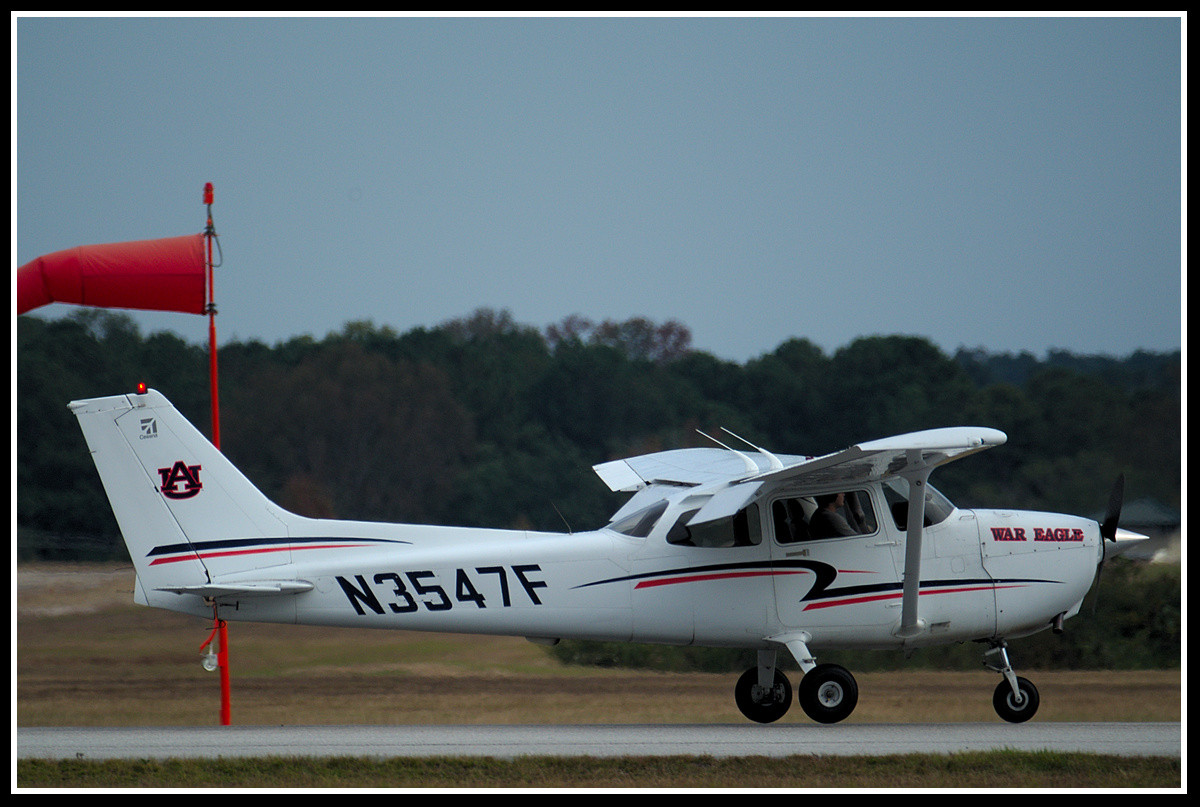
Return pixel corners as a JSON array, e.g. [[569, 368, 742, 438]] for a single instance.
[[802, 582, 1023, 610], [148, 543, 378, 565], [635, 569, 810, 589]]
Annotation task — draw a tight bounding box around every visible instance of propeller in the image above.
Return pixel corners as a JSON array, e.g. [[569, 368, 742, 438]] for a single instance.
[[1100, 473, 1125, 548], [1089, 473, 1125, 616]]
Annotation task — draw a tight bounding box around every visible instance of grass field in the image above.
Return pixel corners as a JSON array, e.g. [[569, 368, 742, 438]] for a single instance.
[[16, 752, 1182, 789], [15, 563, 1183, 788]]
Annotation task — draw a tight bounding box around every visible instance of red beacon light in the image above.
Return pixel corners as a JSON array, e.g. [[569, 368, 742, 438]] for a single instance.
[[135, 382, 148, 395]]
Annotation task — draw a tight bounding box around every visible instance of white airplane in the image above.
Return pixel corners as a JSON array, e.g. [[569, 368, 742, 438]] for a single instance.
[[69, 387, 1147, 724]]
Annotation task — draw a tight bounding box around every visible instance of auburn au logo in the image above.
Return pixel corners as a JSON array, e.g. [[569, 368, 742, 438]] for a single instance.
[[158, 460, 203, 499]]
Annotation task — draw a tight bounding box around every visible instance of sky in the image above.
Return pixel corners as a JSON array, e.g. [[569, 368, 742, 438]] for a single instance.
[[13, 14, 1184, 364]]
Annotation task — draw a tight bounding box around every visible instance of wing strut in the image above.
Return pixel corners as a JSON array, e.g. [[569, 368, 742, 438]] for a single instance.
[[897, 454, 932, 639]]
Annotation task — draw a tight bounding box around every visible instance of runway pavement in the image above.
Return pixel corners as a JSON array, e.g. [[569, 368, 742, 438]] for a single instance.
[[17, 722, 1182, 760]]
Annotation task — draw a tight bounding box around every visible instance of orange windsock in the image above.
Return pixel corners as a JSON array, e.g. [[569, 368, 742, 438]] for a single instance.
[[17, 233, 206, 316]]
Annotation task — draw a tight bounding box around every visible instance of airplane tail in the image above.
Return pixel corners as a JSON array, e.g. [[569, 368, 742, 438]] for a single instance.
[[69, 388, 301, 609]]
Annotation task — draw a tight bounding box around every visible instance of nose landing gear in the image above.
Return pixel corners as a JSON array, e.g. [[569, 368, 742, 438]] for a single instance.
[[985, 641, 1040, 723]]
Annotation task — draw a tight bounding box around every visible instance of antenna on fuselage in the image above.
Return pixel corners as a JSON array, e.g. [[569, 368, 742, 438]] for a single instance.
[[719, 427, 785, 472], [696, 429, 759, 475], [550, 501, 573, 535]]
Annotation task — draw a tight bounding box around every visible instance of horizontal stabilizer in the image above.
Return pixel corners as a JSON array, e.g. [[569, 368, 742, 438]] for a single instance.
[[156, 580, 315, 598]]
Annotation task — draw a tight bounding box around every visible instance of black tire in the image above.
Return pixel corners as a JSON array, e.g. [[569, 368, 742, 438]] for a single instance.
[[798, 663, 858, 724], [993, 676, 1040, 723], [734, 666, 792, 723]]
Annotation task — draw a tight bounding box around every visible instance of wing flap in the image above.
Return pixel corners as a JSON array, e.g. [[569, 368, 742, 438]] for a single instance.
[[686, 482, 765, 526]]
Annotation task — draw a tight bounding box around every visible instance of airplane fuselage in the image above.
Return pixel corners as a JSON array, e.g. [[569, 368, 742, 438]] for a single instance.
[[142, 486, 1102, 655]]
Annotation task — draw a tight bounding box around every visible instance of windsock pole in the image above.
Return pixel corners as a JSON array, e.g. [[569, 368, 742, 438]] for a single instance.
[[202, 182, 231, 726], [204, 182, 221, 450]]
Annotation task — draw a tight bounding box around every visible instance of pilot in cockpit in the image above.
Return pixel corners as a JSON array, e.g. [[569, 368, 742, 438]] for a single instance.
[[808, 492, 872, 539]]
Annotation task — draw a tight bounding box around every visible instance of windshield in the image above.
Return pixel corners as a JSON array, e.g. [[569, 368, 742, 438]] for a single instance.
[[881, 478, 956, 528], [607, 500, 668, 538]]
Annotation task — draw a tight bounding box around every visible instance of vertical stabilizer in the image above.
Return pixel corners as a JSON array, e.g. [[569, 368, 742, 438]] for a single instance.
[[69, 389, 294, 607]]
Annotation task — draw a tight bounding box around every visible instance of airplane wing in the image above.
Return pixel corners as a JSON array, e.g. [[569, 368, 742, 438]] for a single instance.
[[595, 426, 1007, 641], [749, 426, 1008, 490], [595, 427, 1007, 527]]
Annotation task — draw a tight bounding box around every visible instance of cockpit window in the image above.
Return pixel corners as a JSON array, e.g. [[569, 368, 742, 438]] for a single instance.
[[773, 490, 877, 543], [667, 504, 762, 548], [882, 479, 956, 529], [608, 500, 668, 538]]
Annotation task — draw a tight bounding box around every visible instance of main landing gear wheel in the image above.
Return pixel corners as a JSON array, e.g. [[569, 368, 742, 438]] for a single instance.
[[993, 676, 1040, 723], [798, 663, 858, 724], [734, 666, 792, 723]]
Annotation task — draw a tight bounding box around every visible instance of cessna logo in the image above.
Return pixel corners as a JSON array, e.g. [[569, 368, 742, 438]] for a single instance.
[[158, 461, 202, 499]]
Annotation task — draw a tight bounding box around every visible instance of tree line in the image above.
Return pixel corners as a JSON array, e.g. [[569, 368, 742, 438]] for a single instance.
[[16, 308, 1180, 562]]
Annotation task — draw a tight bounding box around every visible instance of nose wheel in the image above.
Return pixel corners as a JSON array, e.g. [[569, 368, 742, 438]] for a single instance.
[[992, 675, 1040, 723], [985, 641, 1040, 723]]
